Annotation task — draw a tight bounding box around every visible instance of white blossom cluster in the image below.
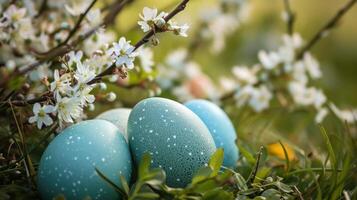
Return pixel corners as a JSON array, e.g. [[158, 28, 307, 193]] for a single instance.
[[221, 33, 356, 123], [158, 31, 356, 124], [138, 7, 189, 40], [157, 49, 217, 102], [0, 1, 187, 130], [31, 35, 138, 128], [199, 0, 250, 53]]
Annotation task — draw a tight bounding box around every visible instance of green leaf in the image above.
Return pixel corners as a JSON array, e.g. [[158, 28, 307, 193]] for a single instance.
[[209, 148, 224, 176], [239, 145, 256, 165], [192, 166, 213, 185], [273, 181, 293, 193], [144, 168, 166, 186], [120, 175, 130, 195], [95, 168, 127, 198], [234, 173, 248, 191], [193, 179, 219, 194], [319, 126, 336, 171], [202, 188, 234, 200], [261, 189, 281, 200], [278, 140, 290, 172], [139, 153, 152, 179], [135, 192, 160, 199]]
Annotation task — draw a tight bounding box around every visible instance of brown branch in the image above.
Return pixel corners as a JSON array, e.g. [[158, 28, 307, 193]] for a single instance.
[[88, 0, 191, 84], [35, 0, 48, 18], [134, 0, 190, 51], [282, 0, 295, 35], [0, 0, 132, 87], [297, 0, 356, 59], [4, 0, 190, 107]]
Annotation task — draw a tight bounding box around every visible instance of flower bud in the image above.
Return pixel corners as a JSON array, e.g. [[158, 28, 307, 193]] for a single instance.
[[155, 18, 166, 28], [106, 92, 116, 102]]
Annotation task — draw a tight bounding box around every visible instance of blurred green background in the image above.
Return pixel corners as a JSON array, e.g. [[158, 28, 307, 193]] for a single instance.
[[92, 0, 357, 150], [113, 0, 357, 106]]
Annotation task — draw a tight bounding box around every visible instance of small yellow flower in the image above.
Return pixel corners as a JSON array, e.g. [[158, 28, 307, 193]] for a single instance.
[[267, 142, 296, 161]]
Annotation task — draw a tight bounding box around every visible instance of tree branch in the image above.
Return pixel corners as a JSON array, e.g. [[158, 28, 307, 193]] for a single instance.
[[282, 0, 295, 35], [88, 0, 191, 84], [4, 0, 191, 107], [60, 0, 98, 46], [0, 0, 132, 87], [297, 0, 356, 59]]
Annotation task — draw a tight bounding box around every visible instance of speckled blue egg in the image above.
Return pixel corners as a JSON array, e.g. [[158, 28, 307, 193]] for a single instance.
[[185, 99, 239, 168], [37, 120, 132, 200], [128, 97, 216, 187], [96, 108, 131, 141]]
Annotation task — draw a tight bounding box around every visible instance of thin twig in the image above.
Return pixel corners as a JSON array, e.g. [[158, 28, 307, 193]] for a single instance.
[[35, 0, 48, 18], [246, 146, 264, 186], [282, 0, 295, 35], [4, 0, 190, 106], [297, 0, 357, 59], [0, 0, 132, 87], [88, 0, 191, 84], [60, 0, 98, 46], [293, 185, 304, 200]]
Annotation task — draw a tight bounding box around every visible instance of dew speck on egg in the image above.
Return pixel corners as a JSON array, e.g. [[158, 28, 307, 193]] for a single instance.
[[37, 120, 132, 200], [96, 108, 131, 141], [128, 97, 216, 187], [185, 99, 239, 168]]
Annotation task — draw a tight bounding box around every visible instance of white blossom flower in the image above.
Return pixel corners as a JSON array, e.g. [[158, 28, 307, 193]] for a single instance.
[[232, 66, 257, 85], [107, 37, 137, 69], [74, 62, 96, 84], [74, 85, 95, 106], [234, 85, 255, 107], [258, 50, 281, 70], [169, 22, 189, 37], [106, 92, 117, 102], [282, 33, 303, 49], [166, 49, 187, 69], [303, 53, 321, 79], [288, 81, 326, 108], [98, 82, 107, 91], [65, 0, 91, 16], [248, 85, 272, 112], [86, 9, 102, 27], [28, 103, 55, 129], [63, 51, 83, 69], [219, 77, 236, 92], [0, 5, 26, 27], [138, 47, 154, 72], [56, 96, 83, 125], [18, 18, 35, 39], [138, 7, 167, 32], [235, 85, 272, 112], [315, 107, 328, 123], [330, 103, 357, 124], [205, 13, 240, 53], [83, 29, 115, 56], [29, 62, 52, 81], [50, 70, 72, 98]]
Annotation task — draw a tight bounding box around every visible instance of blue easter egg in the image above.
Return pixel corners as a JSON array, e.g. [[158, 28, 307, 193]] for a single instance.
[[128, 97, 216, 187], [96, 108, 131, 141], [185, 99, 239, 168], [37, 120, 132, 200]]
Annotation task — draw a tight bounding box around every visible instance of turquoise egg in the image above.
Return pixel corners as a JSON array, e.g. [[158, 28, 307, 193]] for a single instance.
[[128, 97, 216, 187], [37, 120, 132, 200], [96, 108, 131, 141], [185, 99, 239, 168]]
